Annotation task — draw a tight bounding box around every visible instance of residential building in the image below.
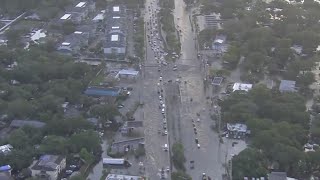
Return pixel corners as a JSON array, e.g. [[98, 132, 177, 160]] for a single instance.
[[103, 5, 127, 58], [279, 80, 297, 93], [57, 31, 89, 55], [65, 1, 96, 23], [103, 32, 126, 57], [0, 144, 13, 155], [30, 155, 66, 180], [106, 174, 144, 180], [232, 83, 253, 92], [10, 120, 46, 129], [226, 123, 249, 138], [212, 35, 228, 57]]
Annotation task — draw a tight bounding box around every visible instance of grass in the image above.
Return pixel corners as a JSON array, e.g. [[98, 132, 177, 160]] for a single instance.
[[90, 72, 106, 86]]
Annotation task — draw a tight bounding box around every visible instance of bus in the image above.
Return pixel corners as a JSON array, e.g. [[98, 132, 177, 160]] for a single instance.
[[102, 158, 131, 168]]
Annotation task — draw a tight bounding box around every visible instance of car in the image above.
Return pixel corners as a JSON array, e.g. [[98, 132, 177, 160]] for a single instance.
[[197, 118, 200, 122], [176, 78, 180, 83], [166, 166, 170, 172], [117, 104, 124, 108], [65, 170, 73, 175], [195, 138, 199, 144], [190, 160, 195, 169], [161, 108, 165, 114], [192, 123, 195, 127], [197, 143, 201, 149], [163, 124, 167, 129], [159, 96, 162, 100], [163, 144, 168, 151], [163, 130, 168, 135], [202, 173, 207, 180]]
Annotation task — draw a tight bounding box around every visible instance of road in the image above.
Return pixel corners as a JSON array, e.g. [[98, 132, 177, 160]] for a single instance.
[[164, 0, 245, 179], [141, 0, 171, 179]]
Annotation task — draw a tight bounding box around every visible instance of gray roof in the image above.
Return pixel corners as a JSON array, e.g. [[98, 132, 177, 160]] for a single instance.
[[10, 120, 46, 128], [124, 121, 143, 128], [279, 80, 296, 92], [269, 172, 287, 180], [32, 155, 65, 171]]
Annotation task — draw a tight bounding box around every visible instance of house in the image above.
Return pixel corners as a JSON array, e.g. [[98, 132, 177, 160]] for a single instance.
[[84, 87, 121, 97], [226, 123, 249, 138], [30, 155, 66, 180], [0, 144, 13, 155], [57, 31, 89, 55], [10, 120, 46, 129], [111, 138, 145, 153], [232, 83, 253, 92], [212, 35, 228, 57], [279, 80, 297, 93], [65, 1, 96, 23], [106, 174, 144, 180]]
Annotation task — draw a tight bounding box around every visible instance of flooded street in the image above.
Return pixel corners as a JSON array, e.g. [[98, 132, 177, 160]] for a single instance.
[[87, 139, 109, 180]]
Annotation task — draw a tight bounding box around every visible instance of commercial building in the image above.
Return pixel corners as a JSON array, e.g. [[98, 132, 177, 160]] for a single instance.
[[30, 155, 66, 180], [111, 137, 145, 153]]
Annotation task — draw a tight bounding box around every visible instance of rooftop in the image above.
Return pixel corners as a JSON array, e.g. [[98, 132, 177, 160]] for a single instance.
[[111, 34, 119, 42], [118, 69, 139, 76], [232, 83, 253, 92], [75, 2, 86, 8], [212, 77, 223, 86], [113, 6, 120, 12], [60, 14, 71, 20], [10, 120, 46, 128], [32, 155, 65, 171], [93, 13, 104, 21], [227, 123, 248, 133], [279, 80, 296, 92], [0, 144, 13, 154], [84, 87, 121, 97], [268, 172, 287, 180], [106, 174, 144, 180]]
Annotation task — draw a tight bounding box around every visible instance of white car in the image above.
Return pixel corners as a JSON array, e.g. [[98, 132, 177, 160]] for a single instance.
[[161, 108, 165, 114], [159, 95, 162, 100], [164, 130, 168, 135], [197, 144, 201, 149], [159, 76, 163, 81]]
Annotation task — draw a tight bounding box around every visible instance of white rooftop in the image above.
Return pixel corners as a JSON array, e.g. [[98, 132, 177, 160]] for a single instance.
[[93, 13, 104, 21], [113, 6, 120, 12], [106, 174, 143, 180], [60, 14, 71, 20], [62, 42, 71, 46], [75, 2, 86, 7], [31, 29, 46, 42], [74, 31, 83, 34], [232, 83, 253, 92], [111, 34, 119, 42], [118, 69, 139, 76], [113, 16, 120, 19], [112, 26, 120, 29]]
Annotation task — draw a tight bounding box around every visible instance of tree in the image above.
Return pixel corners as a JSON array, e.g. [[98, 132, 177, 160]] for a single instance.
[[69, 174, 86, 180], [232, 148, 268, 180], [297, 72, 315, 87], [8, 129, 30, 149], [62, 20, 76, 35], [243, 52, 266, 73], [90, 104, 120, 123], [45, 117, 93, 136], [79, 148, 94, 164], [39, 135, 68, 154], [68, 130, 101, 155], [171, 171, 192, 180], [172, 143, 186, 171]]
